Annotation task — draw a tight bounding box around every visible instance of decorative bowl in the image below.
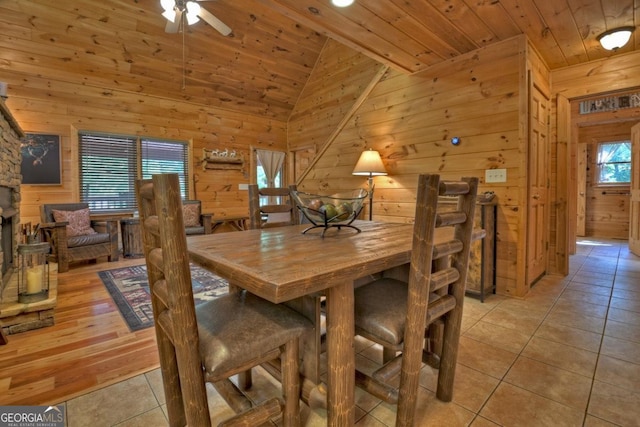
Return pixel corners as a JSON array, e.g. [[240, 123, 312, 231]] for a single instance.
[[291, 189, 368, 235]]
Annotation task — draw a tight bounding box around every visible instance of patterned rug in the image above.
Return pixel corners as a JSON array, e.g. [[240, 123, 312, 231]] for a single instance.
[[98, 264, 228, 331]]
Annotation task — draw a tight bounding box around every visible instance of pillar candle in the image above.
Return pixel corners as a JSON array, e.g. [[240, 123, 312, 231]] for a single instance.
[[26, 266, 43, 294]]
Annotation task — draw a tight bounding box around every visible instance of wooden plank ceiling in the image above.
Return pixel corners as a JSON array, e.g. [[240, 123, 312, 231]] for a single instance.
[[1, 0, 638, 121]]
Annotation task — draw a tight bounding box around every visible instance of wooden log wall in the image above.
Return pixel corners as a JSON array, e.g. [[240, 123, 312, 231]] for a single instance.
[[550, 51, 640, 267], [296, 36, 535, 296], [0, 0, 329, 226], [6, 82, 287, 225]]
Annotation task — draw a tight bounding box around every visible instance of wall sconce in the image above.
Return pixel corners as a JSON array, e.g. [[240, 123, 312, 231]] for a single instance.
[[352, 148, 387, 221], [598, 27, 635, 51]]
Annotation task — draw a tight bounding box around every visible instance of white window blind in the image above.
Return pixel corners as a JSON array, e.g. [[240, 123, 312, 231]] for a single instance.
[[79, 132, 189, 211]]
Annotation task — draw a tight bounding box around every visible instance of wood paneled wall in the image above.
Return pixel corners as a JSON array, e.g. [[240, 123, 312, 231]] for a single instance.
[[296, 36, 535, 296], [5, 74, 287, 225]]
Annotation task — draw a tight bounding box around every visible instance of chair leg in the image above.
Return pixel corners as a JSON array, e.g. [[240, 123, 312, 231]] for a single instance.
[[281, 339, 301, 427], [436, 306, 463, 402]]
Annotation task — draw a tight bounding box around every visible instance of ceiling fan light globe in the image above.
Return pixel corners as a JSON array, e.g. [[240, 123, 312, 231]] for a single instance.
[[332, 0, 354, 7], [160, 0, 175, 12], [185, 1, 201, 25], [162, 9, 177, 22]]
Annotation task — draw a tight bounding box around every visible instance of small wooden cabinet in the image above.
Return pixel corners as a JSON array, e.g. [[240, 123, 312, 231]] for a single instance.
[[439, 199, 497, 301], [120, 218, 143, 258], [466, 201, 497, 301]]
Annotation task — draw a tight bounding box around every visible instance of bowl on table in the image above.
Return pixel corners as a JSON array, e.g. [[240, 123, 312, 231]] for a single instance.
[[291, 189, 368, 236]]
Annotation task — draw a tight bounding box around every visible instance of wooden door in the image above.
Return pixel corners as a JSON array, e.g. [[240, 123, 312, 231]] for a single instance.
[[630, 123, 640, 256], [576, 143, 587, 236], [526, 80, 550, 285]]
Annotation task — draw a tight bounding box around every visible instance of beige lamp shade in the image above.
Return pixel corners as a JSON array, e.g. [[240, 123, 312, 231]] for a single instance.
[[352, 149, 387, 176]]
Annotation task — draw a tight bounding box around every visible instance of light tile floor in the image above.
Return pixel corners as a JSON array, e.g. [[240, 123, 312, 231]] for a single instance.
[[60, 239, 640, 426]]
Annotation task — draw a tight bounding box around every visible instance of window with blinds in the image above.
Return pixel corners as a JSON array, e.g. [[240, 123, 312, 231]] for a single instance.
[[79, 132, 189, 211]]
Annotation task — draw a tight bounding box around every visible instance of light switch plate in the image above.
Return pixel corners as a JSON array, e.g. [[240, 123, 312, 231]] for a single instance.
[[238, 183, 249, 190], [485, 169, 507, 183]]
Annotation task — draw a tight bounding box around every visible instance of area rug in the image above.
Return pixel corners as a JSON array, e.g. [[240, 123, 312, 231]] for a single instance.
[[98, 264, 229, 331]]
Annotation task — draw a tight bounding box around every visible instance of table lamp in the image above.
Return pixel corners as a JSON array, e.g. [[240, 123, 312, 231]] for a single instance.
[[352, 148, 387, 220]]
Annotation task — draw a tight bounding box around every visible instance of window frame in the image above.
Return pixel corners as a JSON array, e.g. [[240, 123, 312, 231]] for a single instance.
[[78, 132, 191, 213], [595, 140, 632, 186]]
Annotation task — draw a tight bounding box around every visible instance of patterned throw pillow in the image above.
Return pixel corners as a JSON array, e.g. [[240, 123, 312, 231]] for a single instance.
[[52, 208, 97, 237], [182, 203, 201, 227]]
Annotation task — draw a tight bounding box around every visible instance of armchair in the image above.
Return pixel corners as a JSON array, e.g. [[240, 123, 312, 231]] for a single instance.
[[182, 200, 213, 235], [40, 203, 119, 273]]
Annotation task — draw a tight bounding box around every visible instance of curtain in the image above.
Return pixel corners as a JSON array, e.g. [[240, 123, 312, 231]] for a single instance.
[[256, 149, 285, 187]]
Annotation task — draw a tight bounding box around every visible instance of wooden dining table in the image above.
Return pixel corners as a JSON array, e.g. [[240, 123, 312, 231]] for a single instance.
[[187, 220, 414, 426]]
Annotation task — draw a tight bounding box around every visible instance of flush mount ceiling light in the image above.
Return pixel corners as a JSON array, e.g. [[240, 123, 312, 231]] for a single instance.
[[332, 0, 354, 7], [597, 26, 635, 51]]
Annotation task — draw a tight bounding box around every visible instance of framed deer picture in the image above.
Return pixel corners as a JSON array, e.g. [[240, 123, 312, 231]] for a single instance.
[[20, 133, 62, 185]]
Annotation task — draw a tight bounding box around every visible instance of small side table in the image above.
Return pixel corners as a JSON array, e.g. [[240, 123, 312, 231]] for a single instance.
[[120, 218, 143, 258]]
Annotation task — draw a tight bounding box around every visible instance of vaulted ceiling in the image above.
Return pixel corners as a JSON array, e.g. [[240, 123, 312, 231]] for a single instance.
[[0, 0, 637, 121]]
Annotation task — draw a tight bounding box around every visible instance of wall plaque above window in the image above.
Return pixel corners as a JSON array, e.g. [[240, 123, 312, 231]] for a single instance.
[[579, 92, 640, 114]]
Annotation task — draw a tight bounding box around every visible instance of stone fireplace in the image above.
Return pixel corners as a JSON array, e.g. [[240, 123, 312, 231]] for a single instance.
[[0, 98, 57, 338]]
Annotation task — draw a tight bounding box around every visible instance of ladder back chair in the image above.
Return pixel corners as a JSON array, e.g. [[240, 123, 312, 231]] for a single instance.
[[247, 183, 323, 403], [248, 184, 299, 229], [353, 174, 480, 426], [136, 173, 312, 427]]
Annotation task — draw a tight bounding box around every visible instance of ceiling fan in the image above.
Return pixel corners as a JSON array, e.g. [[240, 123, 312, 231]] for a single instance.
[[160, 0, 232, 36]]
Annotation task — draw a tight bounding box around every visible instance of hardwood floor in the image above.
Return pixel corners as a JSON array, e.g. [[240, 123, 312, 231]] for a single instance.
[[0, 257, 160, 406]]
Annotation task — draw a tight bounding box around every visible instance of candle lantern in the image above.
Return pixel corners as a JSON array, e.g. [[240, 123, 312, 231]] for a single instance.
[[17, 239, 50, 303]]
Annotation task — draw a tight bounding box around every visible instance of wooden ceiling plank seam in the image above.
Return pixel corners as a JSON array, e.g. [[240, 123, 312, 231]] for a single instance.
[[498, 0, 570, 68], [257, 0, 418, 73], [428, 0, 501, 48], [602, 0, 636, 29], [389, 0, 478, 53], [355, 1, 455, 61], [566, 0, 610, 61], [533, 0, 590, 65], [462, 0, 522, 40]]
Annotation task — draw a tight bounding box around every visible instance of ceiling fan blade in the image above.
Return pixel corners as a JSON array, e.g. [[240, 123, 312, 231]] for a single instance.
[[165, 9, 183, 33], [198, 7, 232, 36]]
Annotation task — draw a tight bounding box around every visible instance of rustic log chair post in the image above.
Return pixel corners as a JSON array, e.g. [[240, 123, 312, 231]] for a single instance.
[[352, 174, 480, 426], [246, 183, 325, 404], [248, 184, 299, 229], [136, 173, 312, 427]]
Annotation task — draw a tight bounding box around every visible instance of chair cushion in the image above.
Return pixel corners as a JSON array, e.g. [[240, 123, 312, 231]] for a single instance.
[[67, 232, 111, 248], [52, 208, 97, 237], [183, 203, 201, 227], [185, 226, 205, 235], [354, 278, 408, 347], [196, 290, 312, 379]]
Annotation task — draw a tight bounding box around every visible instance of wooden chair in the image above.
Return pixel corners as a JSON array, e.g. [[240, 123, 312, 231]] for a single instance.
[[40, 203, 119, 273], [136, 173, 312, 427], [248, 184, 299, 229], [352, 174, 479, 426], [247, 183, 323, 400], [182, 199, 213, 235]]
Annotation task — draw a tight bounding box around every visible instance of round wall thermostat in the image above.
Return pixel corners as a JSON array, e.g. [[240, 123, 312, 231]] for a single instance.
[[451, 137, 461, 146]]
